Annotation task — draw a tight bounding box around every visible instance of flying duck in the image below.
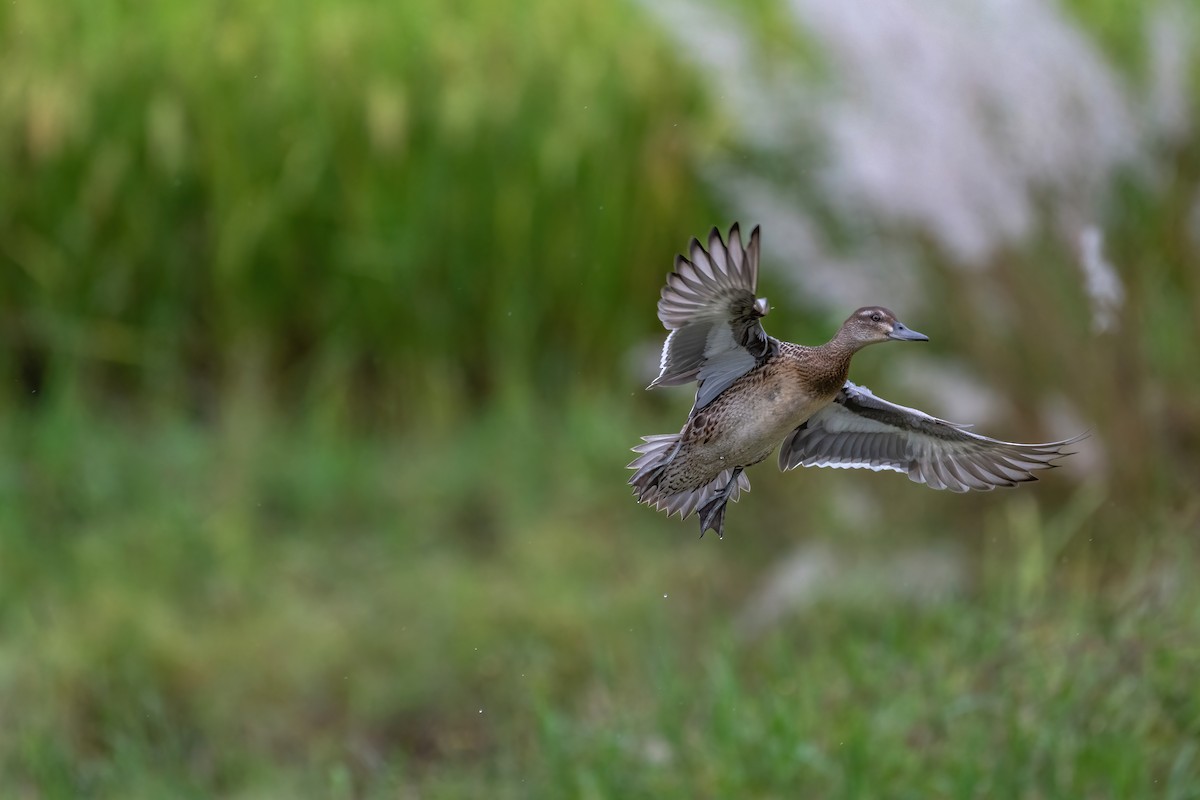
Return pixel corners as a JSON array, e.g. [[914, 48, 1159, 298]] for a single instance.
[[629, 223, 1082, 538]]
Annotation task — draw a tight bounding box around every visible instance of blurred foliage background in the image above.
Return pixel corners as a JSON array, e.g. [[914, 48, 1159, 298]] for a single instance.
[[2, 0, 1200, 796]]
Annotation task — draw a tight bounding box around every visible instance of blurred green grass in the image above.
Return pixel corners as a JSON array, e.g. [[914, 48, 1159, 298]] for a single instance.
[[0, 0, 720, 421], [3, 401, 1199, 797], [2, 0, 1200, 796]]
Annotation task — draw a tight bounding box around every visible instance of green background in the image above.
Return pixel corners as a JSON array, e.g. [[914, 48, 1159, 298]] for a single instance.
[[3, 0, 1199, 796]]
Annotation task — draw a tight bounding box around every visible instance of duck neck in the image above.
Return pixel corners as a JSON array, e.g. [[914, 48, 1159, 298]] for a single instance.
[[811, 332, 859, 387], [821, 327, 866, 360]]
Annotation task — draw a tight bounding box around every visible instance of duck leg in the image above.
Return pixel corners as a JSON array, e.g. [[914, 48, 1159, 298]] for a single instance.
[[697, 467, 743, 540]]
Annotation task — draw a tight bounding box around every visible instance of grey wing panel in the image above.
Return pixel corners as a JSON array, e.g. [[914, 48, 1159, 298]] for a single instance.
[[651, 324, 709, 387], [694, 348, 758, 410]]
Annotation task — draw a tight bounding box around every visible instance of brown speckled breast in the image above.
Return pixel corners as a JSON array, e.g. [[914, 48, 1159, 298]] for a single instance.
[[656, 343, 852, 493]]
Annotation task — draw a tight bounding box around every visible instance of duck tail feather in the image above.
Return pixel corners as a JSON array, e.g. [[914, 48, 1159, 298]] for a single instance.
[[628, 433, 682, 498]]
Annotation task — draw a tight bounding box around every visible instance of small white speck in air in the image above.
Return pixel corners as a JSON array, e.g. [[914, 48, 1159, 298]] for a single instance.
[[663, 594, 668, 599], [479, 708, 484, 714]]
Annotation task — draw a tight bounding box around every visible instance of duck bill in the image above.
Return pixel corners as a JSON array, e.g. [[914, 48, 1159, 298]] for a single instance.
[[888, 322, 929, 342]]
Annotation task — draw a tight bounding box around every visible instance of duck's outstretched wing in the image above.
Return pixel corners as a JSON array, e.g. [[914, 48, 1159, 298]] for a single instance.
[[650, 223, 778, 411], [778, 381, 1084, 492]]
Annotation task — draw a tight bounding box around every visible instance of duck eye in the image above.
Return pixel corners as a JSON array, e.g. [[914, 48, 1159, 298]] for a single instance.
[[870, 313, 882, 322]]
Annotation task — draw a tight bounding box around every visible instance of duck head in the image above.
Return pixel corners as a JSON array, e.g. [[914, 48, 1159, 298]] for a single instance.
[[841, 306, 929, 347]]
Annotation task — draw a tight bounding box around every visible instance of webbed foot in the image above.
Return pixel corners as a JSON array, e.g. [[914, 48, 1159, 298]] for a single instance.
[[696, 466, 743, 540], [697, 497, 728, 539]]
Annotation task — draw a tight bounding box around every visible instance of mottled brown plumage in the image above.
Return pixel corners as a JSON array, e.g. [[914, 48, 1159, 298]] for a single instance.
[[629, 223, 1082, 538]]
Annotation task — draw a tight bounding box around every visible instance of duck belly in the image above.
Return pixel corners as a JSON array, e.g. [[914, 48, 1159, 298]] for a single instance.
[[695, 374, 830, 468]]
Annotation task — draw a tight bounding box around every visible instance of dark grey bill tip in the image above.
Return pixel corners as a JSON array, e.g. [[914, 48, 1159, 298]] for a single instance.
[[889, 322, 929, 342]]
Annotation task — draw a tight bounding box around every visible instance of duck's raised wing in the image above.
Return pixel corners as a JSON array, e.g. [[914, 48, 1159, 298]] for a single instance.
[[650, 223, 777, 411], [778, 381, 1084, 492]]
